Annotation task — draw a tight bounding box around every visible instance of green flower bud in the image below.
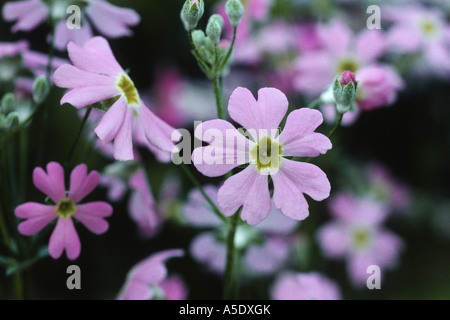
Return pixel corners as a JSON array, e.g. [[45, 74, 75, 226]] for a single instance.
[[206, 14, 224, 45], [333, 71, 358, 114], [5, 112, 19, 129], [32, 76, 50, 105], [181, 0, 205, 31], [225, 0, 244, 27], [1, 93, 16, 114], [191, 29, 206, 49]]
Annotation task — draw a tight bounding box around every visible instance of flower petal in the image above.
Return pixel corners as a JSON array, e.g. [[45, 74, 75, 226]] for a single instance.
[[94, 98, 127, 145], [68, 164, 101, 203], [3, 0, 49, 33], [15, 203, 57, 236], [54, 19, 94, 51], [53, 64, 116, 89], [73, 202, 113, 234], [192, 119, 251, 177], [218, 165, 271, 225], [272, 159, 331, 221], [67, 36, 124, 75], [61, 86, 120, 109], [228, 87, 288, 134], [113, 106, 134, 161], [279, 108, 332, 158], [86, 0, 140, 38], [33, 162, 66, 203], [48, 217, 81, 260]]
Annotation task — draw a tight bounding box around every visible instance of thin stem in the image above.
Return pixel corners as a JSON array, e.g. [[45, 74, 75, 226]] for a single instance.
[[328, 112, 344, 139], [179, 163, 227, 223], [213, 77, 226, 120], [13, 271, 25, 300], [0, 203, 12, 248], [46, 21, 56, 81], [218, 27, 237, 74], [223, 211, 240, 300], [306, 98, 322, 110], [66, 107, 92, 167]]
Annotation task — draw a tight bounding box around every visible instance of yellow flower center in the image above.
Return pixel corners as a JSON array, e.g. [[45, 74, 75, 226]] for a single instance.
[[249, 136, 283, 172], [336, 57, 360, 75], [352, 229, 371, 249], [116, 74, 139, 106], [56, 199, 76, 219], [420, 19, 438, 37]]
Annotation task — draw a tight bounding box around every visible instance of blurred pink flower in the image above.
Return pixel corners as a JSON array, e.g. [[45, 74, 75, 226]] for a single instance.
[[384, 5, 450, 78], [2, 0, 140, 51], [317, 193, 404, 286], [53, 37, 180, 161], [193, 87, 331, 225], [367, 163, 411, 212], [128, 170, 162, 239], [271, 272, 342, 300], [15, 162, 113, 260], [117, 249, 186, 300], [184, 185, 297, 275]]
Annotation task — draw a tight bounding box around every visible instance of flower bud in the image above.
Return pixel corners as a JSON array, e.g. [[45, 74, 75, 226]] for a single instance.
[[191, 29, 206, 48], [1, 93, 16, 114], [32, 76, 50, 105], [333, 71, 358, 114], [225, 0, 245, 27], [180, 0, 205, 31], [206, 14, 224, 45], [5, 112, 19, 129]]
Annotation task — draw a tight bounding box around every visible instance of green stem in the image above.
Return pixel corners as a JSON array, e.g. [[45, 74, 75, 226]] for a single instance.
[[218, 27, 237, 74], [306, 98, 322, 110], [0, 203, 11, 248], [13, 270, 25, 300], [328, 112, 344, 139], [223, 211, 240, 300], [213, 77, 226, 120], [46, 21, 56, 81], [179, 163, 227, 223], [66, 107, 92, 167]]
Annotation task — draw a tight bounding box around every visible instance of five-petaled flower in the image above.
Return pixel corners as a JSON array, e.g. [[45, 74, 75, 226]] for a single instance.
[[53, 37, 181, 161], [192, 87, 332, 225], [15, 162, 113, 260]]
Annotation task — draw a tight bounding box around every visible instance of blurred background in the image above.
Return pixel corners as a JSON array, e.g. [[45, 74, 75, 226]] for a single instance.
[[0, 0, 449, 300]]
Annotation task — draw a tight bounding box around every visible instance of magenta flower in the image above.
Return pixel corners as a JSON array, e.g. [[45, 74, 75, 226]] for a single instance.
[[271, 272, 341, 300], [2, 0, 140, 51], [317, 193, 404, 286], [192, 87, 332, 225], [117, 249, 186, 300], [15, 162, 113, 260], [53, 37, 180, 161]]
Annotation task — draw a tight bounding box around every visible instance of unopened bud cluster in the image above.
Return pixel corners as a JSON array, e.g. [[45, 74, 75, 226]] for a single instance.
[[333, 71, 359, 114]]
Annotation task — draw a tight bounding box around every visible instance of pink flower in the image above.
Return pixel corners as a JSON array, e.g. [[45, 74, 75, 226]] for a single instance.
[[356, 65, 404, 111], [2, 0, 140, 51], [317, 193, 404, 286], [117, 249, 186, 300], [128, 170, 162, 238], [192, 87, 332, 225], [384, 5, 450, 77], [53, 37, 180, 161], [15, 162, 113, 260], [271, 272, 342, 300]]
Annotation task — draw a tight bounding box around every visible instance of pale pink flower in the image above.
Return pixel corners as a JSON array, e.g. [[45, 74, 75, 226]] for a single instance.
[[295, 20, 385, 95], [117, 249, 186, 300], [192, 87, 332, 225], [128, 170, 162, 239], [271, 272, 341, 300], [317, 193, 404, 286], [384, 4, 450, 77], [2, 0, 140, 51], [15, 162, 113, 260], [53, 37, 180, 161]]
